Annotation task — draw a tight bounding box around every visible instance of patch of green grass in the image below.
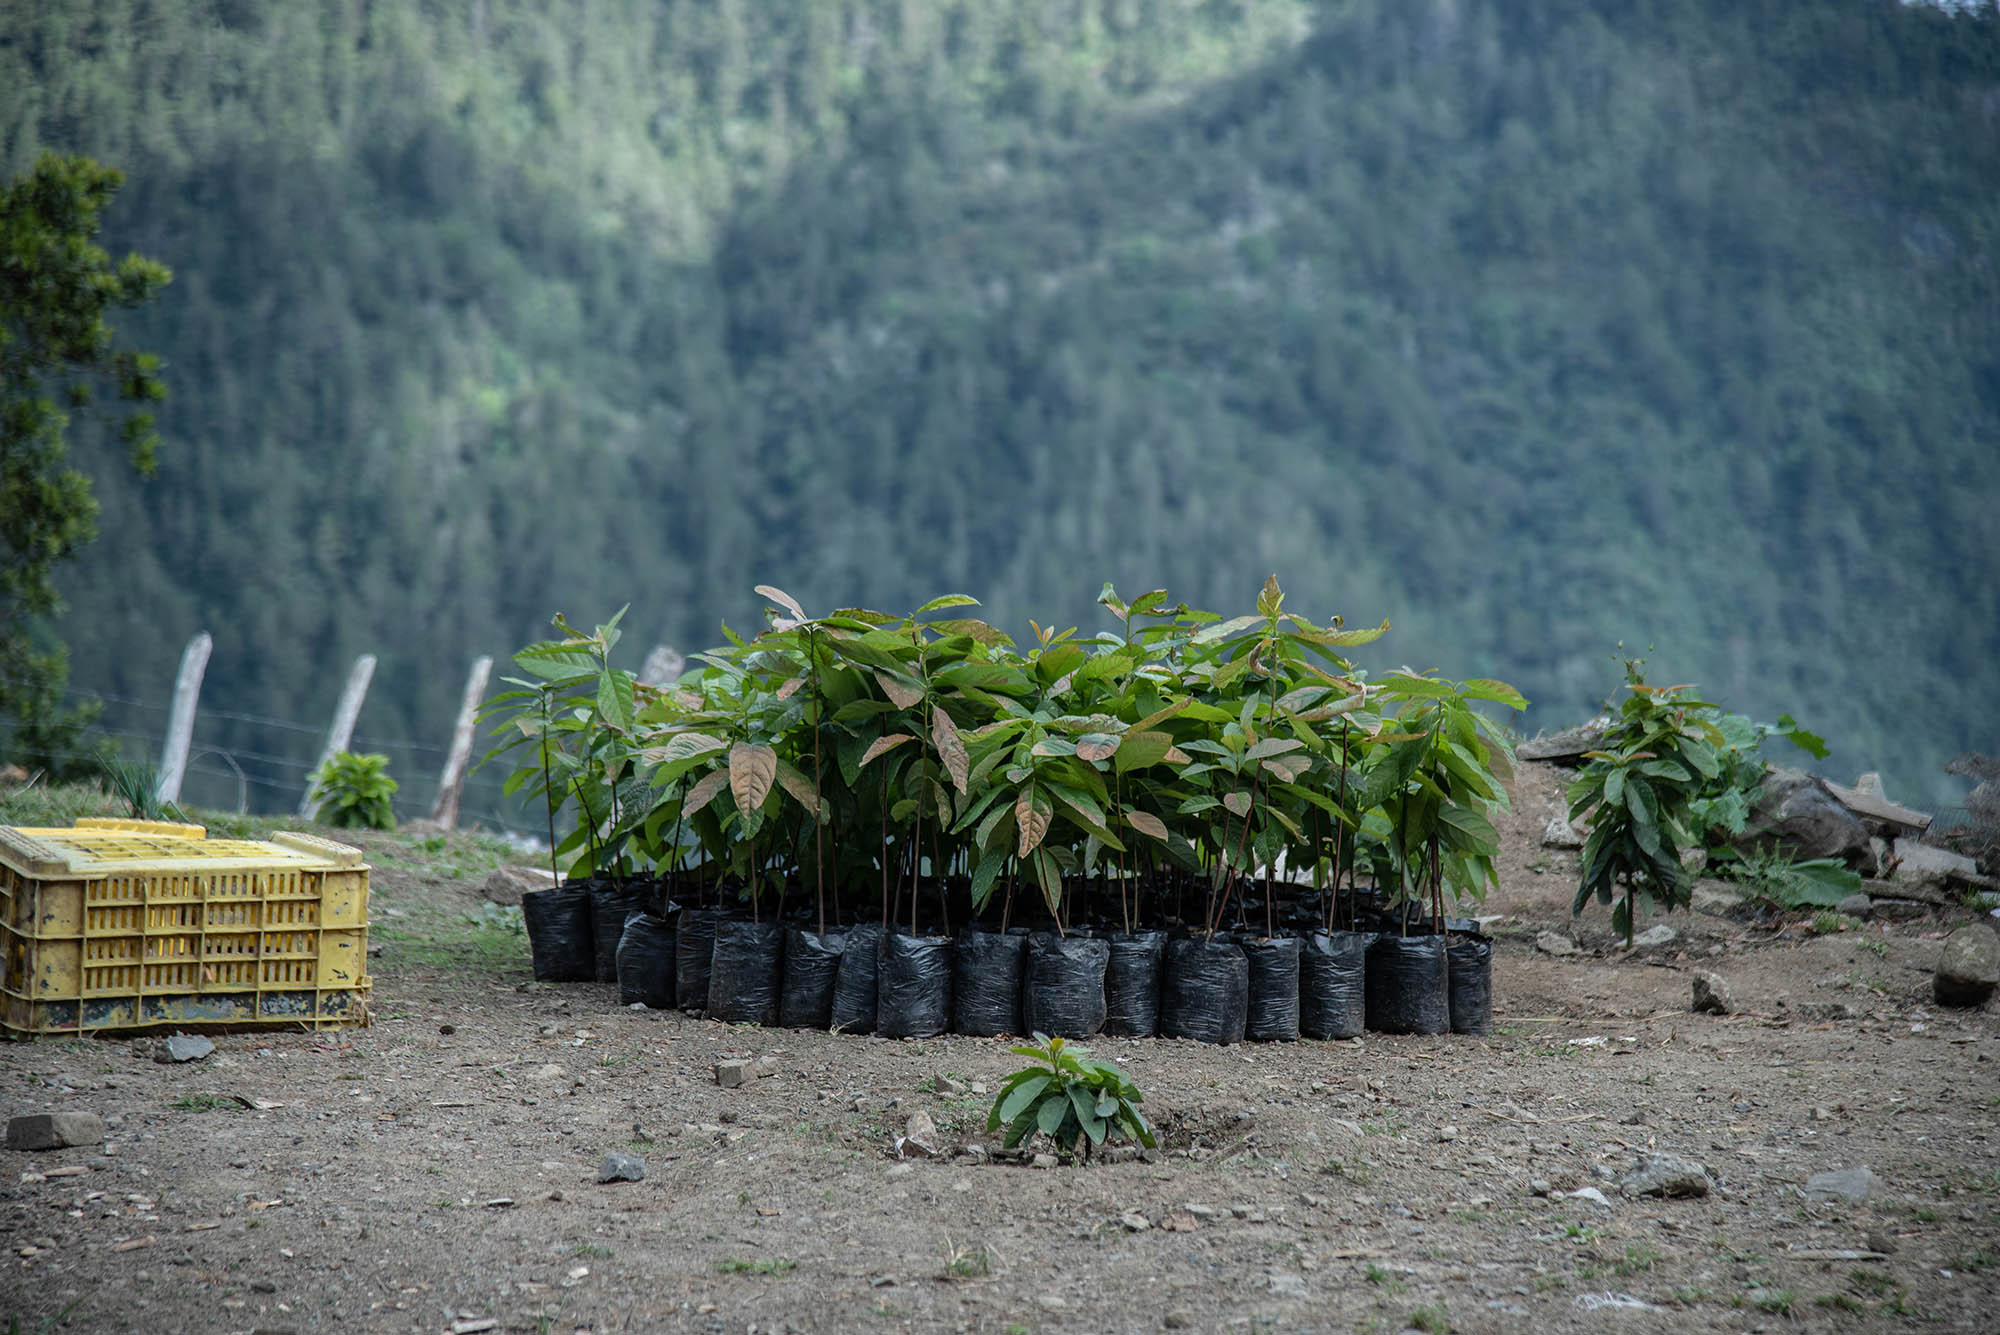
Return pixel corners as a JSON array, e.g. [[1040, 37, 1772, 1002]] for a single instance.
[[1848, 1268, 1897, 1298], [1747, 1288, 1795, 1316], [1672, 1287, 1708, 1304], [714, 1257, 795, 1276], [1323, 1156, 1374, 1184], [1859, 937, 1888, 959], [941, 1242, 992, 1279], [0, 780, 125, 828], [574, 1243, 613, 1258], [1816, 1293, 1865, 1313], [1532, 1273, 1567, 1294], [1364, 1264, 1408, 1295], [169, 1092, 236, 1113], [1954, 1250, 1992, 1273], [1405, 1303, 1451, 1334], [1615, 1242, 1661, 1276]]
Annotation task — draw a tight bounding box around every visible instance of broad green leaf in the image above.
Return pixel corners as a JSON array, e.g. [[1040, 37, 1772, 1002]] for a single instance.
[[1016, 786, 1053, 857], [998, 1074, 1052, 1123], [1037, 1092, 1070, 1136], [1074, 733, 1121, 763], [772, 757, 825, 818], [1243, 737, 1303, 761], [1125, 810, 1170, 841], [932, 704, 970, 793], [1460, 678, 1528, 710], [874, 671, 924, 710], [1114, 731, 1175, 773], [861, 733, 916, 766], [596, 670, 636, 732], [683, 767, 729, 815], [753, 584, 808, 623], [1223, 790, 1251, 819], [931, 618, 1013, 647], [1191, 613, 1265, 644], [1261, 754, 1310, 783], [916, 593, 980, 613], [728, 743, 777, 813], [1030, 846, 1062, 914]]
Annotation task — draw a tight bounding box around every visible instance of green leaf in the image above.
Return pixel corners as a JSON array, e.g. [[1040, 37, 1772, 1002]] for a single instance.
[[998, 1074, 1052, 1123], [1460, 678, 1528, 710], [1016, 786, 1053, 857], [1125, 809, 1170, 841], [683, 766, 729, 815], [1036, 1092, 1070, 1136], [916, 593, 980, 613], [861, 733, 916, 766]]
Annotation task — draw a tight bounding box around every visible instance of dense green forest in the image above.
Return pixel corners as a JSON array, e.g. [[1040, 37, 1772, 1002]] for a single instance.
[[2, 0, 1996, 823]]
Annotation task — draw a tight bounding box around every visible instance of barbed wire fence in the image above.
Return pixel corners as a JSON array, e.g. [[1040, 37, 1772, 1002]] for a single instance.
[[53, 677, 539, 844]]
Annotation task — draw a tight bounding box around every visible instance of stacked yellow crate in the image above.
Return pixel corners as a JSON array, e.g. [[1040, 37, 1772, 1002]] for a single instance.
[[0, 818, 370, 1035]]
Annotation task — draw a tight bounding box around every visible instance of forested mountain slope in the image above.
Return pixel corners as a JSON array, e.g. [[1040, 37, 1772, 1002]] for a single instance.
[[3, 0, 1995, 813]]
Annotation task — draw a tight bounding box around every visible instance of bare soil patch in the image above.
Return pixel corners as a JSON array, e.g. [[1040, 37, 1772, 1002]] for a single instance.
[[4, 766, 1998, 1334]]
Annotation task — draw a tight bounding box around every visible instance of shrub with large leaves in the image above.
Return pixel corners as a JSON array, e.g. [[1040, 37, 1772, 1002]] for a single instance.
[[1568, 661, 1723, 946], [986, 1033, 1155, 1159]]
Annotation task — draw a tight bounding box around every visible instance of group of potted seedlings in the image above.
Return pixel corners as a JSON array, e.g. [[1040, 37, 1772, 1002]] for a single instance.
[[488, 579, 1521, 1043]]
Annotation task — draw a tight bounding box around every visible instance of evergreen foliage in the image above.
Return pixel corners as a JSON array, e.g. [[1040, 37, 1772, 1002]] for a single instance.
[[2, 0, 1995, 808], [0, 150, 169, 776]]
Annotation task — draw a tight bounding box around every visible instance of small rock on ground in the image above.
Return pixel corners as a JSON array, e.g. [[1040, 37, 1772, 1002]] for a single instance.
[[1620, 1152, 1712, 1199], [1804, 1165, 1880, 1203], [1933, 925, 2000, 1007], [598, 1152, 645, 1184], [1632, 924, 1677, 948], [6, 1112, 105, 1151], [1692, 972, 1735, 1015], [1535, 931, 1579, 957], [153, 1035, 214, 1063]]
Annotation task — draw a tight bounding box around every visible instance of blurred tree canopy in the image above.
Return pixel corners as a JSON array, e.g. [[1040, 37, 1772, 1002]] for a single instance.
[[0, 150, 169, 775], [1, 0, 1994, 807]]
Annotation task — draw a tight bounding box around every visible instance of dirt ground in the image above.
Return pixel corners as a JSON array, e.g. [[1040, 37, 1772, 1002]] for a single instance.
[[4, 762, 1999, 1335]]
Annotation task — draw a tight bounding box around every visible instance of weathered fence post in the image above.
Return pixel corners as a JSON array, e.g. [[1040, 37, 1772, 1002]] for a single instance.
[[154, 632, 212, 805], [428, 655, 493, 829], [298, 654, 378, 817]]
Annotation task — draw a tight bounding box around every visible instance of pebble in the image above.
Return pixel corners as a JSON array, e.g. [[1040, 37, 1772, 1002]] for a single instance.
[[1692, 972, 1736, 1015], [1804, 1165, 1880, 1203], [1164, 1311, 1194, 1329], [1619, 1153, 1713, 1199], [598, 1153, 644, 1184], [153, 1035, 215, 1064], [1119, 1211, 1151, 1232], [885, 1163, 914, 1179], [1031, 1153, 1059, 1170], [1534, 932, 1579, 957], [1269, 1273, 1308, 1298], [933, 1073, 969, 1097], [1436, 1125, 1458, 1143]]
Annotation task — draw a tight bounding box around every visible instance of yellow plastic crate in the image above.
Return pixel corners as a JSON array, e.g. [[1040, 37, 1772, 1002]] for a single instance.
[[0, 821, 370, 1036]]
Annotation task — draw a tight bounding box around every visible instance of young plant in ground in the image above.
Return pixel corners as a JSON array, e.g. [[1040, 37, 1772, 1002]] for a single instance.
[[986, 1033, 1155, 1161], [1569, 659, 1723, 946], [307, 751, 398, 830]]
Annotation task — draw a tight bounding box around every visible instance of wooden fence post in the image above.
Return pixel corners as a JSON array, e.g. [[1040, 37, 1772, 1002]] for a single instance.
[[428, 655, 493, 829], [154, 632, 212, 805], [299, 654, 378, 817]]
